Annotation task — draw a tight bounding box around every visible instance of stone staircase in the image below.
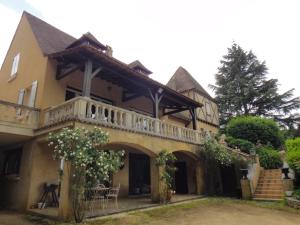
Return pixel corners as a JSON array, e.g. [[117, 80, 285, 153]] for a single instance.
[[253, 169, 284, 201]]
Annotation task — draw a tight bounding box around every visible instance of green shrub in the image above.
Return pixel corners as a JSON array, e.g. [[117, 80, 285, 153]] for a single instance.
[[292, 189, 300, 200], [286, 138, 300, 188], [286, 138, 300, 152], [286, 149, 300, 172], [257, 147, 283, 169], [226, 136, 255, 154], [226, 116, 283, 148]]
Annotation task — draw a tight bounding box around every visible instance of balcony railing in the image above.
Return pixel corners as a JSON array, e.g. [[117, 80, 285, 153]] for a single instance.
[[0, 100, 40, 129], [44, 97, 206, 144]]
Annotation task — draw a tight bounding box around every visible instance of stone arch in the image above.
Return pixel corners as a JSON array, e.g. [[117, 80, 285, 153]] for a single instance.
[[105, 142, 157, 157], [172, 149, 198, 161], [105, 141, 156, 197], [171, 150, 203, 195]]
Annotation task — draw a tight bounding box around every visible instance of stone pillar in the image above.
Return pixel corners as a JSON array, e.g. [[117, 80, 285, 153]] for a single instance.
[[74, 98, 88, 120], [283, 179, 294, 192], [150, 157, 165, 202], [58, 162, 73, 220], [240, 179, 252, 200], [195, 162, 205, 195]]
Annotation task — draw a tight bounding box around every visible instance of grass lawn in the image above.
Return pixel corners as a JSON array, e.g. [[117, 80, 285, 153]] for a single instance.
[[26, 198, 300, 225]]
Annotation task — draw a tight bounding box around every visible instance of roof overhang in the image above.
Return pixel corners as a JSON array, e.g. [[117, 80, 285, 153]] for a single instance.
[[49, 44, 203, 109]]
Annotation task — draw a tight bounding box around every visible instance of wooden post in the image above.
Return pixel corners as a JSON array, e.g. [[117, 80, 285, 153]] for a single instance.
[[148, 89, 164, 119], [82, 60, 102, 97], [82, 60, 93, 97], [190, 107, 197, 130]]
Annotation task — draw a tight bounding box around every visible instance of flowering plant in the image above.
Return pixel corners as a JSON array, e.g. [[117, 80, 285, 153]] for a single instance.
[[48, 127, 124, 222]]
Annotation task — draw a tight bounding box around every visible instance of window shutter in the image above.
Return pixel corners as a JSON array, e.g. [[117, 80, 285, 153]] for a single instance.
[[17, 89, 25, 105], [28, 80, 38, 107], [11, 53, 20, 76], [16, 89, 25, 116]]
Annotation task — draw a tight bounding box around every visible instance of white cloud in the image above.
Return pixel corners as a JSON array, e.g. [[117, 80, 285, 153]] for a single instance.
[[1, 0, 300, 98]]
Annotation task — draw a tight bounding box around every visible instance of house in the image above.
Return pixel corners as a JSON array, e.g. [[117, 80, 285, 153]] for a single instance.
[[0, 11, 219, 219]]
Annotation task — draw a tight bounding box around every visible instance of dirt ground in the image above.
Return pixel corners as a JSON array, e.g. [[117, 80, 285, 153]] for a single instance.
[[0, 210, 53, 225], [94, 199, 300, 225], [143, 202, 300, 225], [1, 199, 300, 225]]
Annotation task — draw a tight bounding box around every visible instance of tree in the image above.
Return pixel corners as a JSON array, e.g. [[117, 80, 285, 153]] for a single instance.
[[48, 127, 124, 223], [210, 43, 300, 128]]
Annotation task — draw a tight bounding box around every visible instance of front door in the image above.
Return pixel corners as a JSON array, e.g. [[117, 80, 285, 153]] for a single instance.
[[129, 153, 150, 195], [174, 161, 188, 194]]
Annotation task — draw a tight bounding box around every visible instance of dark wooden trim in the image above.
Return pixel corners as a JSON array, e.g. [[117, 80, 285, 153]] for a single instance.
[[49, 45, 203, 108], [56, 63, 80, 80], [189, 107, 197, 130], [122, 91, 141, 102], [163, 108, 189, 116]]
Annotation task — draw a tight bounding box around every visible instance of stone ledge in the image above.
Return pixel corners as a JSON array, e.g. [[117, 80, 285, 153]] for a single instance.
[[286, 197, 300, 209]]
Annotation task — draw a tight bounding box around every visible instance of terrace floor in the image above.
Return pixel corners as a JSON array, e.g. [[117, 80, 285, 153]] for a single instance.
[[27, 194, 201, 219]]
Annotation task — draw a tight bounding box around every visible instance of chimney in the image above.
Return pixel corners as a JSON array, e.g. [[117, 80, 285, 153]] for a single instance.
[[106, 45, 113, 57]]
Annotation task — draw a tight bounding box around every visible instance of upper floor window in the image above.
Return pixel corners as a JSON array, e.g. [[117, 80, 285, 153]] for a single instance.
[[11, 53, 20, 77]]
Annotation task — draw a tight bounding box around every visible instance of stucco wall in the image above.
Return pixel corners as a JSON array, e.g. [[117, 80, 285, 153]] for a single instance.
[[0, 15, 47, 109], [26, 142, 60, 209], [0, 142, 34, 210], [0, 141, 59, 211]]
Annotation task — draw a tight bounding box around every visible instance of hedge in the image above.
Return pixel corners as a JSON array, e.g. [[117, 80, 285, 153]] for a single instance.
[[286, 138, 300, 172], [225, 136, 255, 154], [226, 116, 283, 148], [257, 147, 283, 169]]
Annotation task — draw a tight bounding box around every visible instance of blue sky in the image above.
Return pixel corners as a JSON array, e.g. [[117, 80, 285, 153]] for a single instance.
[[1, 0, 300, 99], [1, 0, 39, 15]]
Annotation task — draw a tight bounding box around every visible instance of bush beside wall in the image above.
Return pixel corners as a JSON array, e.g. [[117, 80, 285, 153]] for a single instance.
[[226, 116, 283, 148]]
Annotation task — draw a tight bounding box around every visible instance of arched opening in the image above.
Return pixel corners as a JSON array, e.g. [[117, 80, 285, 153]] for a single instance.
[[105, 143, 156, 197], [172, 151, 198, 195]]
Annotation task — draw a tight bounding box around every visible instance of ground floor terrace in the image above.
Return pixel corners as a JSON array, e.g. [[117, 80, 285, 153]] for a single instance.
[[0, 119, 207, 220], [1, 198, 300, 225]]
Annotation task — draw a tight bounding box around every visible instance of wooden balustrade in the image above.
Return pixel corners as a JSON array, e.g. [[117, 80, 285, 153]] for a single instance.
[[43, 97, 205, 144]]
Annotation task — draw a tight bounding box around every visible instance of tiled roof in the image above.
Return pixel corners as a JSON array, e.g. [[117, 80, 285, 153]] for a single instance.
[[67, 32, 106, 50], [128, 60, 152, 75], [167, 66, 214, 101], [24, 11, 76, 55]]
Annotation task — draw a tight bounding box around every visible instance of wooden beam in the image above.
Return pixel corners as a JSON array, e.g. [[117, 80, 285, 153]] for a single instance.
[[91, 66, 102, 78], [56, 63, 80, 80], [122, 91, 141, 102], [82, 59, 93, 97], [189, 107, 197, 130], [163, 107, 189, 116]]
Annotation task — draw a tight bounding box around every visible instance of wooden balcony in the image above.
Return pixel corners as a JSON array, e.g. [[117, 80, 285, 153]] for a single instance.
[[43, 97, 206, 145]]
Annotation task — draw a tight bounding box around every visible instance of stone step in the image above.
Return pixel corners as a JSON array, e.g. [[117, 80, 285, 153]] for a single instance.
[[258, 179, 282, 183], [253, 197, 283, 201], [257, 183, 283, 187], [253, 193, 284, 199], [255, 187, 283, 191], [255, 190, 283, 195]]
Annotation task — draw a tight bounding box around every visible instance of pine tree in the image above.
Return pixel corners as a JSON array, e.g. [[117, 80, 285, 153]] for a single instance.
[[210, 43, 300, 128]]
